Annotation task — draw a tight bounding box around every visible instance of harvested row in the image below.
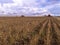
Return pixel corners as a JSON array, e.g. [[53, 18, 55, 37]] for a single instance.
[[30, 18, 48, 45], [50, 17, 60, 45]]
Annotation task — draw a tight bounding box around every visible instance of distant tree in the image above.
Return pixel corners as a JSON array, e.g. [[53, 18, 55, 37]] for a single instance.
[[21, 15, 25, 17], [48, 14, 51, 17]]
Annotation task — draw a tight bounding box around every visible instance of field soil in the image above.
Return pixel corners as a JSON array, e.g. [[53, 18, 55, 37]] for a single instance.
[[0, 16, 60, 45]]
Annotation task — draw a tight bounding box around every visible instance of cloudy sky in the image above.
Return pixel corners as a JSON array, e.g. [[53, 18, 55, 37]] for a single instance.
[[0, 0, 60, 16]]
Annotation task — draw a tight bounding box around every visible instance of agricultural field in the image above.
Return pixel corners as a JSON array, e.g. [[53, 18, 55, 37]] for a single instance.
[[56, 16, 60, 20], [0, 16, 60, 45]]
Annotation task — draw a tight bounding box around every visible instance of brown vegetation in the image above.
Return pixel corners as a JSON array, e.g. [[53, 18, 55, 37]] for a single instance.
[[0, 16, 60, 45]]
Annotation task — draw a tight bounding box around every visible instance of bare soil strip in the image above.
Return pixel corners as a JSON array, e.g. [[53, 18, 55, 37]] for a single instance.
[[46, 18, 51, 45]]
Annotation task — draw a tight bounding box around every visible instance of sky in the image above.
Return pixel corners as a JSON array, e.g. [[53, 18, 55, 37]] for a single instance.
[[0, 0, 60, 16]]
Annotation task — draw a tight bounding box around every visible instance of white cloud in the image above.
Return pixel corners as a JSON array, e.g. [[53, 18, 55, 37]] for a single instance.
[[13, 0, 38, 7], [0, 0, 59, 16], [0, 0, 48, 16]]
